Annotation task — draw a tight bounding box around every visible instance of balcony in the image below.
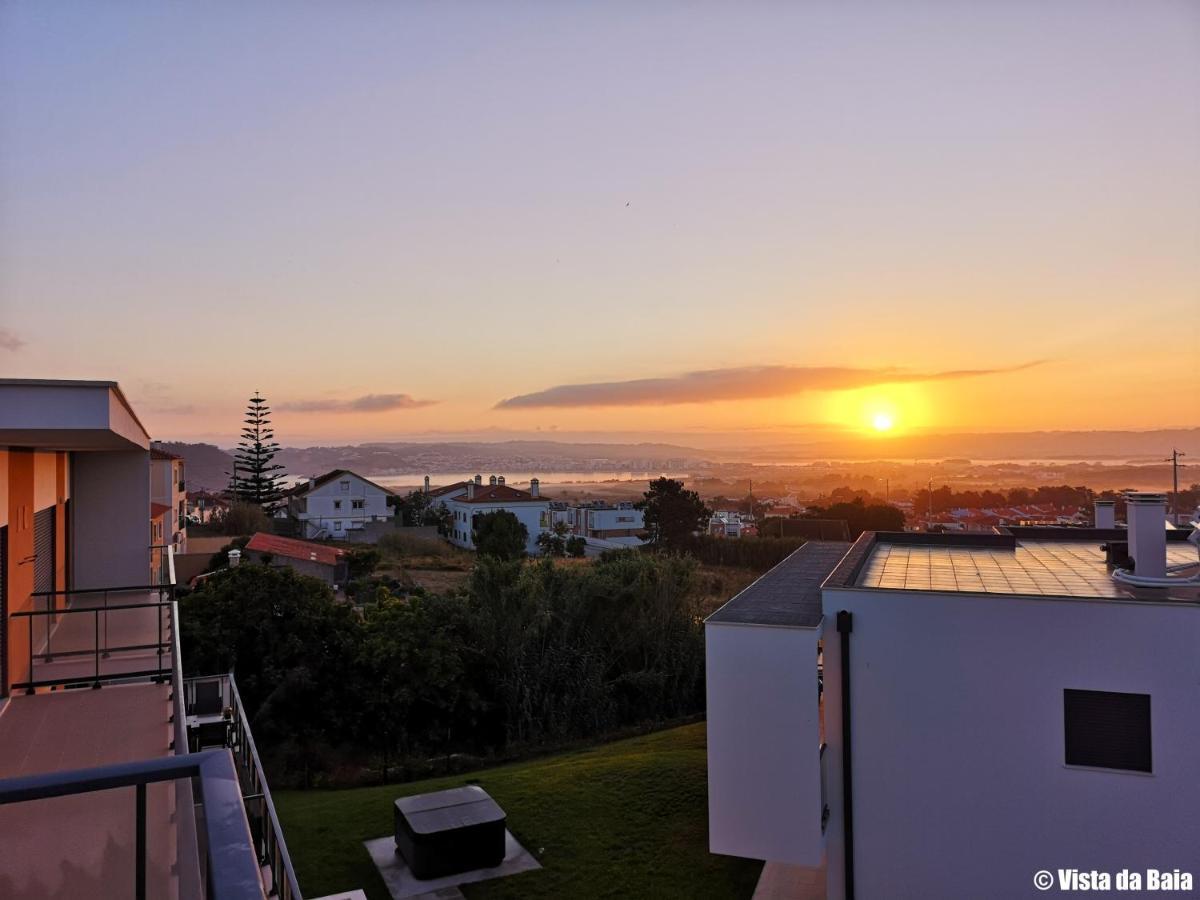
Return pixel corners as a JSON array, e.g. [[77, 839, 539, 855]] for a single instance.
[[0, 548, 301, 899]]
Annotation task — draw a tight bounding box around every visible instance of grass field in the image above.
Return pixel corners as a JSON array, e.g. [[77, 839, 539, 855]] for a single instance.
[[275, 722, 761, 900]]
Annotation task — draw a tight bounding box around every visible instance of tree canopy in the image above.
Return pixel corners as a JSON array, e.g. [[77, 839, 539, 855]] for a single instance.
[[639, 477, 710, 551], [472, 509, 529, 560], [178, 551, 707, 785], [227, 392, 287, 507]]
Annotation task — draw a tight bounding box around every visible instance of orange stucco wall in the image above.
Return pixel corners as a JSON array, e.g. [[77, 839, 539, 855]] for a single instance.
[[4, 449, 69, 695], [7, 450, 36, 694]]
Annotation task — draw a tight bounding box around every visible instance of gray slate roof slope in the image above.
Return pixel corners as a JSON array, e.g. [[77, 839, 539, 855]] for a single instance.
[[706, 540, 852, 628]]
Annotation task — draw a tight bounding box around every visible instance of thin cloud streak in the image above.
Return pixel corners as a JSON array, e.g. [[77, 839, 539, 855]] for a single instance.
[[495, 362, 1046, 409], [0, 328, 25, 351], [281, 393, 438, 413]]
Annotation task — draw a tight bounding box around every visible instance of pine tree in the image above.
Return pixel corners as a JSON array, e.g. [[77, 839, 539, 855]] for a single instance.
[[227, 392, 286, 507]]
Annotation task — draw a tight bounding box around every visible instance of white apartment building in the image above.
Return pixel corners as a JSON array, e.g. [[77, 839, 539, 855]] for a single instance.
[[429, 475, 549, 555], [287, 468, 393, 540], [707, 496, 1200, 899], [150, 446, 187, 552], [550, 501, 645, 539]]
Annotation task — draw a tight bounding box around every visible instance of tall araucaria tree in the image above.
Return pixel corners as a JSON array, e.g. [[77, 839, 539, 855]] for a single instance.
[[227, 392, 287, 508]]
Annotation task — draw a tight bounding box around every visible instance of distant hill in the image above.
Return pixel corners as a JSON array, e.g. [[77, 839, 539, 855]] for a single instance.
[[154, 439, 713, 491], [157, 429, 1200, 492], [153, 442, 232, 492]]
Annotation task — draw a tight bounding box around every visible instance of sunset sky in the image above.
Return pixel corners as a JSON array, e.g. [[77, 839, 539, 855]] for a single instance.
[[1, 2, 1197, 446]]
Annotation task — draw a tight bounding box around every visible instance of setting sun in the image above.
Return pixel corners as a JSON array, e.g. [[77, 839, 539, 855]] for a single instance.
[[872, 412, 894, 432]]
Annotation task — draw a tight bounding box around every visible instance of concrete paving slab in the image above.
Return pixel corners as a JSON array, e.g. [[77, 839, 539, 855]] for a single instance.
[[364, 830, 540, 900]]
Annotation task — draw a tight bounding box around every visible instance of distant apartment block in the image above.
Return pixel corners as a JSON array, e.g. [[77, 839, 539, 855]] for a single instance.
[[709, 510, 755, 538], [286, 468, 393, 540], [426, 475, 549, 555], [186, 488, 227, 524], [550, 500, 644, 539], [706, 499, 1200, 899], [150, 446, 187, 553], [0, 379, 320, 899]]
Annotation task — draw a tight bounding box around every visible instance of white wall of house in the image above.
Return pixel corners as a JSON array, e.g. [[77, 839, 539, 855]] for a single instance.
[[706, 621, 825, 866], [820, 587, 1200, 900], [292, 473, 390, 539], [445, 500, 548, 555], [584, 506, 643, 536]]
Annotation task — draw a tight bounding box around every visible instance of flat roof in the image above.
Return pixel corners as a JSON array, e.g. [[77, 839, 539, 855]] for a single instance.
[[707, 540, 852, 628], [855, 532, 1198, 600], [0, 378, 151, 449]]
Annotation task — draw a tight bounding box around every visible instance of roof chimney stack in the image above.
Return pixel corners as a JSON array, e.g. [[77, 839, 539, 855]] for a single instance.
[[467, 481, 476, 500], [474, 474, 482, 485], [490, 475, 497, 486], [498, 476, 505, 486], [530, 477, 540, 498], [1094, 500, 1115, 529], [1125, 492, 1167, 578]]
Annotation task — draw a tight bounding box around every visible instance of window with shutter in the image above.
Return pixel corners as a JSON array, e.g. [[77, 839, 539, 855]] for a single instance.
[[1064, 689, 1151, 773]]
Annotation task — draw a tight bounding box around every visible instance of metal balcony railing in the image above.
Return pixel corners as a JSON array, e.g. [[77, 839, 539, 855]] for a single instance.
[[0, 749, 264, 900], [184, 673, 302, 899], [15, 583, 175, 693]]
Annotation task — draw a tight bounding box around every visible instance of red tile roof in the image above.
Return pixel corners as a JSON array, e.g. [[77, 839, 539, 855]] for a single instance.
[[426, 481, 470, 498], [245, 532, 344, 567], [452, 484, 545, 504], [150, 503, 172, 518]]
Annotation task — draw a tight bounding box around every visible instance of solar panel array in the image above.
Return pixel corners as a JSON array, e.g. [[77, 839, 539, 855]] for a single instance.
[[858, 540, 1198, 599]]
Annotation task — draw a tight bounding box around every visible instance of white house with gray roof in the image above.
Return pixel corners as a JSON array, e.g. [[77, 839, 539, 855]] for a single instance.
[[707, 495, 1200, 899]]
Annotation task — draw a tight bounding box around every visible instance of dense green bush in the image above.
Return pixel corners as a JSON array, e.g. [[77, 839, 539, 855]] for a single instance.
[[179, 552, 707, 784]]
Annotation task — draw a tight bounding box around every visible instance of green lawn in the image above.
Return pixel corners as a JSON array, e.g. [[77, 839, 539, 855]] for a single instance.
[[275, 722, 761, 899]]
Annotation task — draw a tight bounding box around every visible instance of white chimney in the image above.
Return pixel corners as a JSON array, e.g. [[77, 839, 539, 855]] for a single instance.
[[228, 548, 242, 568], [490, 475, 498, 486], [467, 481, 476, 500], [1094, 500, 1116, 529], [423, 475, 430, 494], [474, 474, 482, 485], [1125, 492, 1167, 578], [498, 476, 505, 486], [530, 477, 540, 498]]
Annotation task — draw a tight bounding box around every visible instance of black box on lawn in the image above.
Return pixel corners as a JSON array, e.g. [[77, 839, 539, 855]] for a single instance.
[[394, 786, 507, 880]]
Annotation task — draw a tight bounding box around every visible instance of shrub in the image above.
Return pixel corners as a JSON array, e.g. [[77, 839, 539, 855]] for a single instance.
[[378, 530, 451, 559], [218, 501, 272, 536]]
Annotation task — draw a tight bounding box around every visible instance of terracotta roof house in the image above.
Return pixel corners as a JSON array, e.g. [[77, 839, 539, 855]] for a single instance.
[[243, 532, 347, 584], [427, 475, 551, 555]]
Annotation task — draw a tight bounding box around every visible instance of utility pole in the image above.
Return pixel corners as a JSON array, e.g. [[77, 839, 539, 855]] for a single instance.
[[1166, 449, 1186, 522], [927, 477, 934, 531]]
